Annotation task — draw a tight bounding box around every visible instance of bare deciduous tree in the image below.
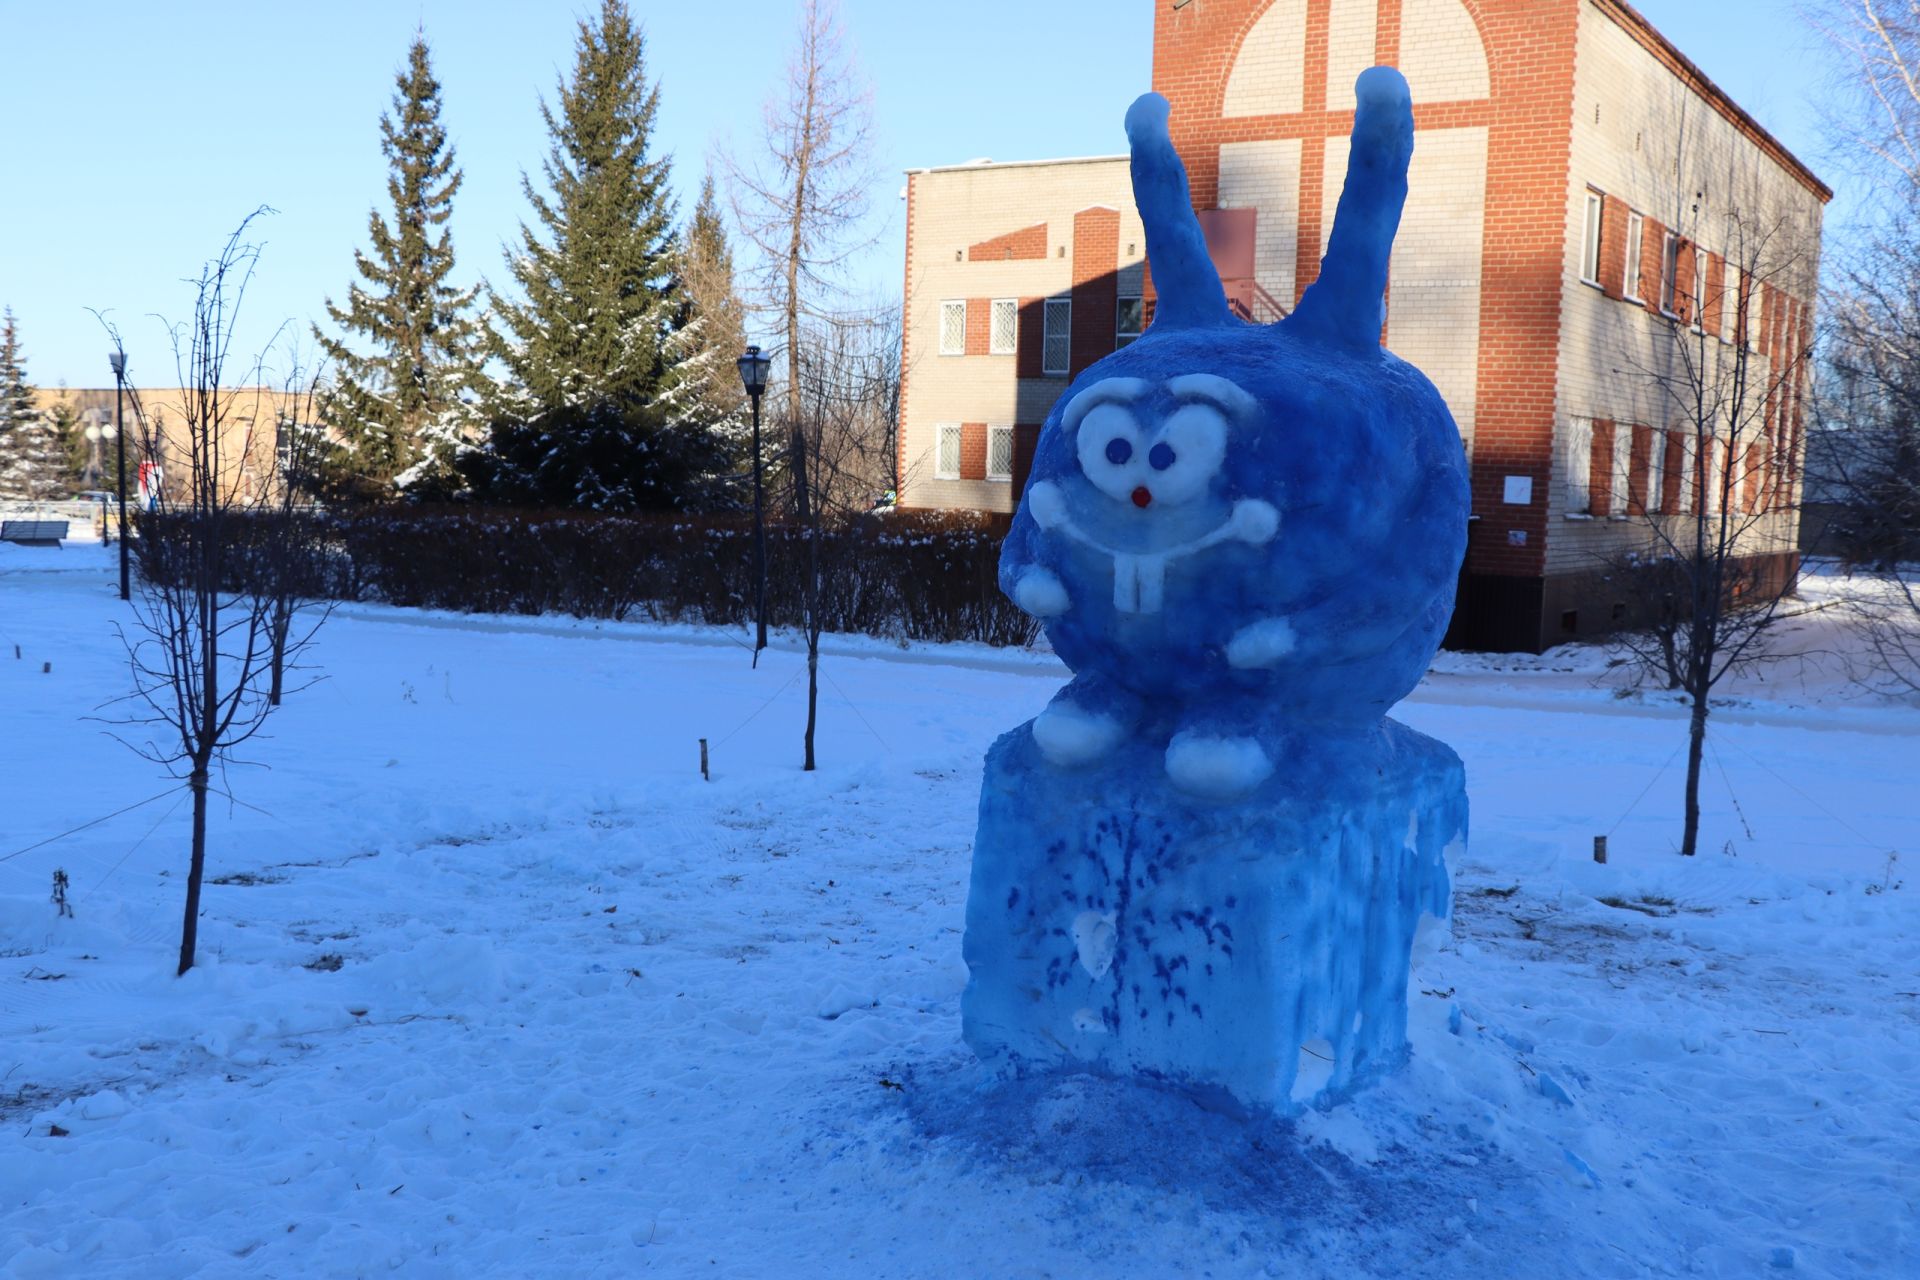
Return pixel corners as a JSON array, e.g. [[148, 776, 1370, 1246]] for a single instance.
[[786, 306, 899, 771], [724, 0, 878, 430], [109, 213, 329, 974], [1603, 202, 1819, 855], [1802, 0, 1920, 690]]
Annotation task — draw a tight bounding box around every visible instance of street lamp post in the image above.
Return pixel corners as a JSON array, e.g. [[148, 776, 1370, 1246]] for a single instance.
[[109, 351, 129, 600], [736, 345, 773, 663]]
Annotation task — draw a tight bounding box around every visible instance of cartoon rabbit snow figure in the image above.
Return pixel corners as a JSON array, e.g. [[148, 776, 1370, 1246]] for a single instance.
[[1000, 69, 1471, 799]]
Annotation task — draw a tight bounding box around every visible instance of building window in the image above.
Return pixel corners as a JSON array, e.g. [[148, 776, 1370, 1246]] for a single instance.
[[1660, 232, 1680, 316], [1565, 418, 1594, 514], [935, 424, 962, 479], [986, 425, 1014, 481], [989, 299, 1017, 355], [1580, 190, 1604, 287], [1623, 212, 1645, 301], [939, 300, 966, 356], [1645, 427, 1666, 514], [1612, 423, 1633, 515], [1116, 296, 1144, 348], [1042, 297, 1071, 375]]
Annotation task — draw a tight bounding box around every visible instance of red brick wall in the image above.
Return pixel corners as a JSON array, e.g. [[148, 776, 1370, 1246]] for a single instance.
[[965, 298, 991, 357], [1016, 296, 1045, 379], [1600, 194, 1631, 299], [1152, 0, 1575, 580], [1070, 206, 1120, 378], [1012, 423, 1042, 496], [959, 423, 988, 482], [968, 224, 1048, 262], [1589, 419, 1616, 515], [1660, 430, 1684, 513]]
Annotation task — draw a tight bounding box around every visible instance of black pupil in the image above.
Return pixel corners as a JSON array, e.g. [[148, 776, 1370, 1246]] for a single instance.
[[1105, 438, 1132, 465], [1150, 443, 1176, 470]]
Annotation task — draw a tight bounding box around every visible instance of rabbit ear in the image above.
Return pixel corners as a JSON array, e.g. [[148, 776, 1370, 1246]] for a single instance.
[[1285, 66, 1414, 350], [1126, 93, 1234, 333]]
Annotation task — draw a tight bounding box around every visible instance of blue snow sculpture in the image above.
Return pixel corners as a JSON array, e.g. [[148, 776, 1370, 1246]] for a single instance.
[[963, 68, 1471, 1115]]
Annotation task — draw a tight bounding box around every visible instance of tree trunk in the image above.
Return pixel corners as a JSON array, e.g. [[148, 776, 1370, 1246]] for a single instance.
[[178, 768, 210, 975], [269, 601, 290, 706], [1680, 696, 1707, 856], [804, 643, 818, 772]]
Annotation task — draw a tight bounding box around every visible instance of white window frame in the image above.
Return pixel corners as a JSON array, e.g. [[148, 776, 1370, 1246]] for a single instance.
[[1704, 437, 1725, 514], [1042, 297, 1072, 376], [1660, 231, 1680, 317], [1723, 262, 1741, 345], [934, 423, 962, 480], [1622, 212, 1645, 302], [1690, 245, 1707, 332], [989, 299, 1017, 356], [1645, 426, 1666, 514], [1565, 418, 1595, 515], [1676, 431, 1698, 514], [939, 300, 966, 356], [1116, 295, 1144, 348], [1611, 422, 1633, 515], [985, 424, 1014, 482], [1580, 190, 1604, 287], [1747, 281, 1762, 352]]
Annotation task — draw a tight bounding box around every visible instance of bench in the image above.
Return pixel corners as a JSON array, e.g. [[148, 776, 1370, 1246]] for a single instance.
[[0, 520, 70, 547]]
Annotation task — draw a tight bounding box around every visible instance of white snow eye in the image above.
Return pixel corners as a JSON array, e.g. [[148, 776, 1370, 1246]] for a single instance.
[[1075, 403, 1148, 504], [1139, 403, 1228, 505]]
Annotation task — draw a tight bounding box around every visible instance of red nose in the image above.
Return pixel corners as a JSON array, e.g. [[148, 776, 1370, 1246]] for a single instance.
[[1131, 486, 1153, 509]]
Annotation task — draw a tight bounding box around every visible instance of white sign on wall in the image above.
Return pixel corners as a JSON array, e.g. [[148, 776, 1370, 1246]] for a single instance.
[[1502, 475, 1533, 505]]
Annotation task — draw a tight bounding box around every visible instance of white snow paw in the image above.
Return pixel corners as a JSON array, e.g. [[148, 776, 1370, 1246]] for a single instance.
[[1032, 702, 1126, 767], [1026, 480, 1067, 530], [1012, 566, 1070, 618], [1225, 616, 1296, 668], [1165, 732, 1273, 799]]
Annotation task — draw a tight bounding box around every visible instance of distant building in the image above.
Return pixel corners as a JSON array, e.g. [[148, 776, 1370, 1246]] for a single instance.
[[897, 0, 1828, 651], [31, 386, 298, 504]]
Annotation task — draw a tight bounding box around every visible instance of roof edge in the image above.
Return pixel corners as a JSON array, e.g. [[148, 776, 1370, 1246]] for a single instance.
[[906, 153, 1128, 176], [1594, 0, 1832, 204]]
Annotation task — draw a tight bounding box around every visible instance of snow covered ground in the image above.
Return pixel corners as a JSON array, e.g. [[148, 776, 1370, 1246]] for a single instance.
[[1, 543, 1915, 1278]]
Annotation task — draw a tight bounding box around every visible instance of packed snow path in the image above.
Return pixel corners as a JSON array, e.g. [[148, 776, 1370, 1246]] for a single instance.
[[1, 548, 1915, 1277]]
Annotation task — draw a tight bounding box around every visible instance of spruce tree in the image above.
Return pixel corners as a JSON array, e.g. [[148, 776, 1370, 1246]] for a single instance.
[[654, 173, 752, 508], [315, 32, 479, 498], [0, 308, 68, 501], [467, 0, 690, 511]]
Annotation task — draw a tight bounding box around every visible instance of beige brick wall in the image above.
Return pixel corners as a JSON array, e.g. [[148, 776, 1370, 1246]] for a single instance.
[[1390, 125, 1489, 449], [1400, 0, 1491, 103], [899, 157, 1137, 513], [1219, 138, 1303, 306], [1326, 0, 1377, 106], [1548, 0, 1825, 574], [1222, 0, 1307, 117]]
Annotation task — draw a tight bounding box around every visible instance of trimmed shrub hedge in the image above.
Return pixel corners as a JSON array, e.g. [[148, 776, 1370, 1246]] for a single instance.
[[141, 506, 1038, 648]]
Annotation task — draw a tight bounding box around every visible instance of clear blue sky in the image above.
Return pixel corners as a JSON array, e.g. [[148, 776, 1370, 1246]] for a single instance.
[[0, 0, 1834, 389]]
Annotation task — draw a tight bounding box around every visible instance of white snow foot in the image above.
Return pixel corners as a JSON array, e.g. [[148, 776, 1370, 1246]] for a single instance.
[[1165, 732, 1273, 799], [1032, 702, 1127, 767]]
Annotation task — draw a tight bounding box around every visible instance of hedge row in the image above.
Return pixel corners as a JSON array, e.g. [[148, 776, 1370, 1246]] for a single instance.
[[143, 506, 1039, 648]]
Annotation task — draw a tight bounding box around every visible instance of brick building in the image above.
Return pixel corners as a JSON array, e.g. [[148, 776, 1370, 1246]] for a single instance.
[[897, 0, 1828, 651]]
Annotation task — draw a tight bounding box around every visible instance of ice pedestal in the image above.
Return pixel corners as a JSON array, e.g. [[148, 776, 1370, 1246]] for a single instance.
[[962, 717, 1464, 1115]]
